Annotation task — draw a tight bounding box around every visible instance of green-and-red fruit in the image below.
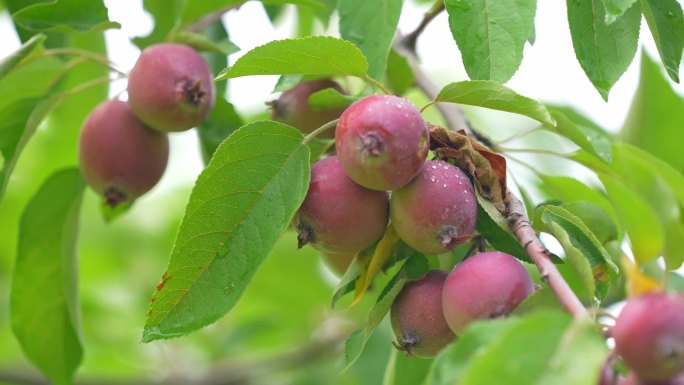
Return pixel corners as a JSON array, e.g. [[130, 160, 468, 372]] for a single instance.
[[79, 99, 169, 207], [270, 79, 347, 137], [391, 270, 455, 358], [442, 251, 535, 335], [390, 160, 477, 255], [293, 156, 389, 253], [335, 94, 429, 191], [612, 293, 684, 381], [127, 43, 215, 132]]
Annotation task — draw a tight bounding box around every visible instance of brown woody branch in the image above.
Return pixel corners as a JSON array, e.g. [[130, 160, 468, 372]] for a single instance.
[[0, 332, 343, 385], [507, 193, 589, 318], [396, 19, 588, 319]]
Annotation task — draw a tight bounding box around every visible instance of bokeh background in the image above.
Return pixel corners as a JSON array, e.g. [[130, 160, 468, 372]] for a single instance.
[[0, 0, 682, 383]]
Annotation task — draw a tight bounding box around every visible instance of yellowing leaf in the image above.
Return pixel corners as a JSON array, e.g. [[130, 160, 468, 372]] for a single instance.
[[352, 225, 399, 306], [622, 256, 662, 296]]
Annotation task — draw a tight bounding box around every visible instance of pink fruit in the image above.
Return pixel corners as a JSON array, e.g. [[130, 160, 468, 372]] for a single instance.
[[79, 100, 169, 207], [612, 293, 684, 381], [390, 270, 455, 358], [127, 43, 215, 132], [335, 94, 429, 191], [390, 160, 477, 255], [270, 79, 347, 137], [293, 156, 389, 253], [442, 251, 535, 335]]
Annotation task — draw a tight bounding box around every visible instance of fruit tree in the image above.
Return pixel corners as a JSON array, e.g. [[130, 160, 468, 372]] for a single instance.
[[0, 1, 683, 385]]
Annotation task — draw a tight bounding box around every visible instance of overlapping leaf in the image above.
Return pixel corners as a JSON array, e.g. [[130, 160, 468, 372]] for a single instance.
[[567, 0, 641, 100], [142, 122, 310, 342], [338, 0, 403, 80], [445, 0, 537, 83], [11, 169, 85, 385], [215, 37, 368, 80]]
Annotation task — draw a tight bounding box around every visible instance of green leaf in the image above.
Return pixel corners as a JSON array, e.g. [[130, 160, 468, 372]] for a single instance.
[[142, 121, 310, 342], [169, 29, 240, 55], [338, 0, 403, 80], [567, 0, 641, 100], [512, 286, 562, 315], [12, 0, 120, 32], [215, 36, 369, 81], [546, 109, 612, 163], [560, 201, 618, 244], [445, 0, 537, 83], [430, 318, 521, 385], [572, 143, 684, 269], [602, 0, 639, 23], [538, 205, 617, 302], [196, 98, 244, 164], [622, 51, 684, 173], [384, 348, 433, 385], [536, 174, 619, 229], [306, 138, 334, 164], [434, 81, 555, 126], [386, 48, 415, 95], [181, 0, 324, 24], [641, 0, 683, 83], [599, 174, 664, 265], [476, 196, 531, 263], [0, 34, 46, 79], [308, 87, 356, 111], [430, 311, 608, 385], [132, 0, 184, 49], [10, 169, 85, 385], [344, 255, 429, 371], [0, 95, 61, 201]]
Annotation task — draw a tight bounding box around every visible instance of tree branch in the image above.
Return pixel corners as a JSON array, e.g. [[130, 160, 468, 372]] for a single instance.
[[0, 332, 343, 385], [394, 36, 471, 133], [401, 1, 445, 53], [506, 193, 589, 318]]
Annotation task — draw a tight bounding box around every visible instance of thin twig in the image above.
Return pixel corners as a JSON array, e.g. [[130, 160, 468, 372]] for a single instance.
[[186, 4, 243, 33], [394, 34, 471, 133], [0, 332, 344, 385], [402, 1, 445, 53], [303, 119, 339, 144], [507, 193, 589, 318], [39, 48, 128, 76], [363, 74, 391, 94]]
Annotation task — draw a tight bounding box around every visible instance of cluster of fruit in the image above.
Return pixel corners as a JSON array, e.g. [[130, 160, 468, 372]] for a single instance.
[[292, 92, 477, 259], [79, 44, 215, 207], [286, 90, 534, 357]]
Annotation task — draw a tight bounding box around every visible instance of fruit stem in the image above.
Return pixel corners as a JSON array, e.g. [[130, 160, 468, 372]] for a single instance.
[[401, 1, 445, 54], [39, 48, 129, 76], [507, 193, 589, 319], [303, 119, 339, 144], [363, 75, 391, 95]]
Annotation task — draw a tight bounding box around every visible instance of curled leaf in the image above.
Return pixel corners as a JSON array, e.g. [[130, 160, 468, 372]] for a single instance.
[[352, 224, 400, 306], [429, 124, 508, 214]]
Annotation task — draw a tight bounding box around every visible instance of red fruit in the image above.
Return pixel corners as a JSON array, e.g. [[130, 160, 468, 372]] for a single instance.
[[127, 43, 215, 132], [390, 160, 477, 255], [270, 79, 347, 137], [335, 94, 429, 191], [79, 100, 169, 207], [442, 251, 535, 335], [390, 270, 455, 358], [293, 156, 389, 253], [612, 293, 684, 381]]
